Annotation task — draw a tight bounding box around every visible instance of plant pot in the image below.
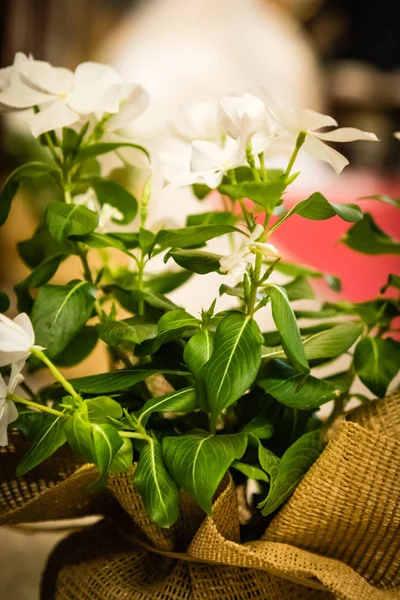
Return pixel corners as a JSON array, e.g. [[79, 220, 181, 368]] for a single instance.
[[1, 394, 399, 600]]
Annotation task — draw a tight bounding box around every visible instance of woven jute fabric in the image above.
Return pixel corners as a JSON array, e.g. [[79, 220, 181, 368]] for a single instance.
[[1, 395, 399, 599]]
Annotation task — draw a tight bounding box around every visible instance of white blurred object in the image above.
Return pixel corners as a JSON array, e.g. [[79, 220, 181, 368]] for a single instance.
[[102, 0, 321, 142], [99, 0, 322, 313]]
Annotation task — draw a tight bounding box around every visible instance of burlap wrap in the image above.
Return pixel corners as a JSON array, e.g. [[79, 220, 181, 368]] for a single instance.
[[1, 394, 399, 599]]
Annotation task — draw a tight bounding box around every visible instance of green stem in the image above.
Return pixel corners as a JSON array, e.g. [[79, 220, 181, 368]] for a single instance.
[[119, 431, 148, 440], [8, 393, 66, 418], [44, 132, 62, 167], [137, 254, 145, 316], [258, 152, 266, 181], [246, 145, 261, 182], [30, 347, 81, 402], [285, 131, 306, 177], [247, 252, 263, 316]]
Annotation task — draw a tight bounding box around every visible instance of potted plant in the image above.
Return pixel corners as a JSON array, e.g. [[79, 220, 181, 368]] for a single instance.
[[0, 55, 399, 600]]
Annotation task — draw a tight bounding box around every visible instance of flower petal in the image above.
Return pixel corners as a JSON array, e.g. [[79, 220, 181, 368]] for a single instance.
[[13, 313, 35, 345], [218, 93, 267, 140], [20, 60, 74, 95], [68, 62, 122, 114], [0, 80, 52, 108], [171, 100, 220, 142], [190, 140, 223, 172], [313, 127, 378, 143], [8, 360, 26, 393], [105, 84, 149, 132], [297, 109, 338, 132], [26, 99, 80, 137], [303, 135, 349, 174], [0, 375, 7, 399], [7, 401, 19, 426]]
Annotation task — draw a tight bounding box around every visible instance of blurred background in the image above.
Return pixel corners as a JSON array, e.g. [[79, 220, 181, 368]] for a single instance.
[[0, 1, 400, 598]]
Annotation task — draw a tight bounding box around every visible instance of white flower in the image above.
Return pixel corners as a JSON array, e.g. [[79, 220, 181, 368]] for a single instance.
[[102, 83, 148, 133], [394, 132, 400, 141], [0, 58, 148, 137], [0, 366, 23, 446], [0, 313, 36, 368], [258, 88, 378, 174], [73, 188, 124, 233], [171, 100, 220, 143], [219, 225, 279, 279], [161, 136, 247, 188], [218, 92, 272, 145]]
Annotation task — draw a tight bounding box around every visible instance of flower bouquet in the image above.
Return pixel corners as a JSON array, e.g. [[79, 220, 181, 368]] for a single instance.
[[0, 55, 399, 600]]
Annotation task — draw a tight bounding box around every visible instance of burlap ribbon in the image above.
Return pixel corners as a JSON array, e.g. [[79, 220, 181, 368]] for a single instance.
[[1, 394, 399, 600]]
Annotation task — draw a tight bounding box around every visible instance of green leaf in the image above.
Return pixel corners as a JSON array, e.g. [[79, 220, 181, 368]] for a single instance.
[[359, 194, 400, 209], [138, 228, 156, 256], [13, 409, 44, 439], [156, 225, 240, 249], [54, 326, 98, 367], [158, 309, 200, 336], [134, 438, 180, 528], [91, 423, 123, 486], [267, 285, 309, 374], [272, 259, 341, 291], [163, 431, 247, 514], [65, 412, 122, 485], [186, 211, 237, 227], [202, 314, 262, 425], [282, 276, 315, 301], [259, 360, 339, 409], [31, 281, 96, 358], [288, 192, 363, 223], [109, 438, 133, 474], [14, 253, 66, 312], [354, 337, 400, 397], [299, 322, 363, 360], [243, 414, 274, 439], [73, 142, 150, 163], [259, 430, 323, 516], [73, 232, 133, 256], [98, 317, 158, 347], [231, 461, 269, 482], [342, 213, 400, 255], [85, 396, 123, 424], [219, 179, 286, 210], [192, 183, 212, 200], [262, 322, 364, 363], [62, 127, 80, 158], [184, 330, 214, 410], [91, 179, 138, 225], [17, 225, 74, 269], [381, 274, 400, 294], [139, 387, 198, 425], [0, 162, 58, 226], [16, 415, 66, 477], [69, 369, 191, 394], [258, 443, 280, 478], [0, 291, 10, 312], [168, 249, 222, 274], [144, 270, 193, 294], [46, 202, 99, 243], [134, 289, 180, 312]]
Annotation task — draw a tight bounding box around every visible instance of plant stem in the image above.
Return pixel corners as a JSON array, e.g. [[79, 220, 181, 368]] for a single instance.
[[119, 431, 148, 440], [258, 152, 266, 181], [44, 132, 62, 167], [247, 252, 263, 316], [8, 393, 66, 418], [246, 145, 261, 182], [285, 131, 306, 177], [30, 347, 81, 402], [137, 254, 145, 316]]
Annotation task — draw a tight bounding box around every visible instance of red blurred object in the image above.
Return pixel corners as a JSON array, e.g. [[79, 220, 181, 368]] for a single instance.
[[270, 170, 400, 302]]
